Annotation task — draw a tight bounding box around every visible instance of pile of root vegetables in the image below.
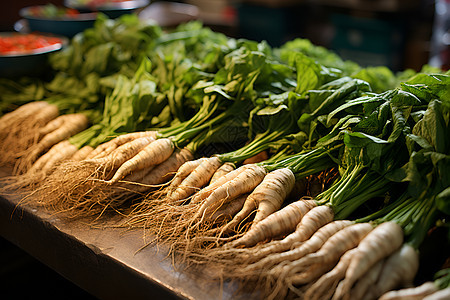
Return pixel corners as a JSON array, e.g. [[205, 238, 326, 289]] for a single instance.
[[1, 15, 450, 300]]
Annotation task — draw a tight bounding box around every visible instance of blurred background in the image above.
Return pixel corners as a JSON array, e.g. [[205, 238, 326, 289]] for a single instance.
[[1, 0, 449, 72]]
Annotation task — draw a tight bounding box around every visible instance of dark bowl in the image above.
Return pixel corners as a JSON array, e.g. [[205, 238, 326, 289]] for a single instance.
[[19, 6, 98, 38], [138, 2, 199, 27], [64, 0, 150, 19], [0, 32, 68, 78]]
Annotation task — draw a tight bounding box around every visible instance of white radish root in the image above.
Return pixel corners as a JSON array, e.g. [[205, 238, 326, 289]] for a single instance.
[[227, 199, 317, 250], [0, 140, 78, 192], [194, 164, 268, 224], [264, 223, 372, 299], [303, 248, 357, 300], [210, 162, 235, 184], [40, 141, 79, 175], [166, 158, 207, 198], [277, 223, 373, 280], [121, 148, 194, 194], [207, 194, 248, 224], [1, 103, 59, 169], [335, 221, 404, 299], [189, 164, 252, 205], [423, 288, 450, 300], [85, 131, 157, 159], [121, 148, 196, 227], [242, 220, 353, 275], [379, 282, 438, 300], [106, 138, 174, 183], [70, 145, 94, 161], [96, 148, 194, 218], [368, 244, 420, 300], [219, 167, 294, 236], [31, 136, 155, 213], [15, 113, 89, 174], [242, 204, 333, 257], [0, 101, 49, 133], [347, 257, 385, 300], [167, 157, 222, 202]]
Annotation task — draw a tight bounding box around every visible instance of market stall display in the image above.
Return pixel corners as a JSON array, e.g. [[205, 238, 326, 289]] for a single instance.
[[1, 13, 449, 300]]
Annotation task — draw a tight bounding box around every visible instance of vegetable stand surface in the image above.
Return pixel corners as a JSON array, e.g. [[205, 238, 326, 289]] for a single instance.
[[0, 169, 241, 300]]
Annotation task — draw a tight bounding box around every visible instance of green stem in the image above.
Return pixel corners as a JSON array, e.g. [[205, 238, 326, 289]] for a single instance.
[[263, 147, 292, 164], [407, 201, 438, 249], [329, 163, 364, 206], [357, 188, 439, 249], [314, 163, 392, 219], [334, 174, 391, 219], [355, 192, 410, 223], [168, 97, 254, 151], [157, 95, 221, 138], [260, 144, 341, 181], [217, 130, 283, 164]]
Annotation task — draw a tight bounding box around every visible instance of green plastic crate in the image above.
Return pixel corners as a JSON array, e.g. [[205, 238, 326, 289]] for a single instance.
[[331, 13, 405, 70]]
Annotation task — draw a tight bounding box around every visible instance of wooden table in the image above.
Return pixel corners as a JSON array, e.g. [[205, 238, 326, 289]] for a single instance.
[[0, 170, 239, 300]]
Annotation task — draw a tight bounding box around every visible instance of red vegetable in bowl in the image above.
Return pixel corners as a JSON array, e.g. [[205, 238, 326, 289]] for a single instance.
[[0, 34, 63, 55], [26, 4, 80, 18], [78, 0, 133, 6]]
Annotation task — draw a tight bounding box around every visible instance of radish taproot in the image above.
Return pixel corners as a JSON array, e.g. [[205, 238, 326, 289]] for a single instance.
[[335, 221, 404, 298], [106, 138, 174, 184], [379, 282, 439, 300]]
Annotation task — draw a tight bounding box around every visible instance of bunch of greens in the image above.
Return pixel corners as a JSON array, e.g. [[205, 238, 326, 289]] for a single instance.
[[351, 74, 450, 251]]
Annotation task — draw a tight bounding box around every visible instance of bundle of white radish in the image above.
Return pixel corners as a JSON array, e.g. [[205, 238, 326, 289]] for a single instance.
[[205, 219, 354, 294], [280, 221, 405, 300], [26, 82, 258, 218], [0, 101, 59, 169], [14, 113, 90, 174], [332, 221, 404, 299], [262, 222, 373, 299], [303, 248, 357, 300], [151, 164, 271, 243], [147, 146, 340, 253], [240, 81, 450, 299], [356, 244, 420, 300], [31, 132, 189, 216], [31, 95, 254, 218], [124, 146, 301, 249], [0, 113, 91, 193], [240, 219, 353, 274], [180, 147, 392, 284], [0, 59, 202, 211]]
